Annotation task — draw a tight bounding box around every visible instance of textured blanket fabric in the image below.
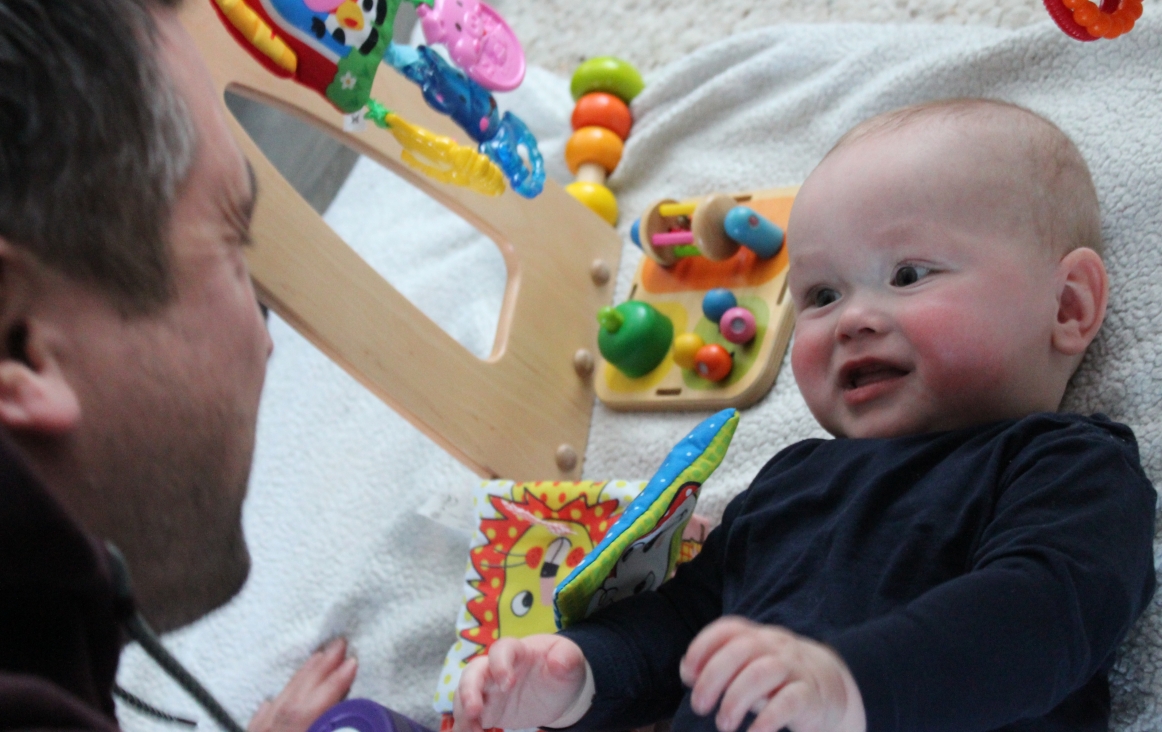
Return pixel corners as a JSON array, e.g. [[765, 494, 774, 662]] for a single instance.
[[115, 15, 1162, 732]]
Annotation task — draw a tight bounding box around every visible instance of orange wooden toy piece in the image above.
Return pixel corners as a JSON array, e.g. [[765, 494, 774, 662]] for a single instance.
[[571, 92, 633, 140], [566, 126, 625, 178]]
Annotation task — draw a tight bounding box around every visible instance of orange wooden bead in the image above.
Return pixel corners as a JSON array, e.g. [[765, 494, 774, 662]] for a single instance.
[[693, 344, 732, 382], [1125, 0, 1142, 21], [1062, 0, 1085, 10], [572, 92, 633, 140], [1089, 14, 1112, 34], [565, 126, 624, 176]]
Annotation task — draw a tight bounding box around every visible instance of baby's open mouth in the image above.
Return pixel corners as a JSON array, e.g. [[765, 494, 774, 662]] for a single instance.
[[842, 362, 910, 390]]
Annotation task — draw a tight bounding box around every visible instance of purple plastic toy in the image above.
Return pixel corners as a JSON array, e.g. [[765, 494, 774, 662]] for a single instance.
[[308, 700, 433, 732]]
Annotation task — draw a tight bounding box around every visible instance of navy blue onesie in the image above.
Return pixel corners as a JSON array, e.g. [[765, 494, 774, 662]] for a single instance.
[[559, 413, 1156, 732]]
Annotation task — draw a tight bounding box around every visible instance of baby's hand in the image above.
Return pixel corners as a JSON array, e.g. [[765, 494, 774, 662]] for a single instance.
[[679, 617, 865, 732], [248, 638, 358, 732], [453, 635, 588, 732]]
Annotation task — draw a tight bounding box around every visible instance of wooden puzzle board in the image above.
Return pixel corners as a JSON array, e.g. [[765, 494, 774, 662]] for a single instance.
[[595, 188, 797, 411]]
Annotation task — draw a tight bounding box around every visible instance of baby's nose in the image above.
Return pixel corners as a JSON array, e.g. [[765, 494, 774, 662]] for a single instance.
[[835, 298, 890, 342]]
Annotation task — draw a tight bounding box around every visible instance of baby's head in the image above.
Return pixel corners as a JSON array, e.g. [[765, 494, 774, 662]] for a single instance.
[[786, 99, 1107, 438]]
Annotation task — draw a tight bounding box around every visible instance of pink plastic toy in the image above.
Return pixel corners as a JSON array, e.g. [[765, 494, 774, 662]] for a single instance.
[[416, 0, 526, 91]]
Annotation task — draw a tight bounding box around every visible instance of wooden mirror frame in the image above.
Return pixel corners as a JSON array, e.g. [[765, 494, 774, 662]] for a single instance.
[[181, 1, 621, 479]]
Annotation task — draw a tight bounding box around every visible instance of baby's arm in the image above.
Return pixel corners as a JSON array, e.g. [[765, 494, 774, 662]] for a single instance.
[[453, 635, 592, 732], [681, 617, 865, 732], [827, 422, 1156, 731]]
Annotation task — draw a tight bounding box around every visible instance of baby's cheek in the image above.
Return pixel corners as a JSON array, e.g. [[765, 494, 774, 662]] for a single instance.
[[791, 327, 831, 403], [904, 305, 1011, 400]]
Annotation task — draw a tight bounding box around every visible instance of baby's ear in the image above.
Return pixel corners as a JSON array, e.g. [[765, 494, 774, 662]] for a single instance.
[[1052, 247, 1108, 356]]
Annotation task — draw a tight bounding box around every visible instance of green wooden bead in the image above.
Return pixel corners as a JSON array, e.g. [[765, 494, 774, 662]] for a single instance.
[[597, 300, 673, 378], [571, 57, 644, 104]]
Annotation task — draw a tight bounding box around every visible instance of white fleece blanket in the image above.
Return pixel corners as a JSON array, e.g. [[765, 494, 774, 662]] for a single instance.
[[116, 16, 1162, 732]]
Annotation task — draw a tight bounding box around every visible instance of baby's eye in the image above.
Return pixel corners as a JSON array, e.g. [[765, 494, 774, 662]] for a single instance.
[[808, 287, 840, 308], [891, 264, 933, 287]]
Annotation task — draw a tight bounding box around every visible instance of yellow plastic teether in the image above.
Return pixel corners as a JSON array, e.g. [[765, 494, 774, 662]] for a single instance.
[[385, 113, 506, 197]]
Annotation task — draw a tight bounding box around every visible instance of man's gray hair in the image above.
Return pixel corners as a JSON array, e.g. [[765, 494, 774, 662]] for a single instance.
[[0, 0, 195, 311]]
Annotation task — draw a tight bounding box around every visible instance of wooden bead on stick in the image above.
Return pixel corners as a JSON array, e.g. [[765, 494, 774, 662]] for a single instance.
[[572, 92, 633, 140], [565, 57, 642, 226], [565, 182, 618, 225], [565, 126, 624, 177], [570, 57, 644, 104]]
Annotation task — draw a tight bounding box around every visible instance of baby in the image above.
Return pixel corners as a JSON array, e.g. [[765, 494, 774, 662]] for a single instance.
[[451, 99, 1157, 732]]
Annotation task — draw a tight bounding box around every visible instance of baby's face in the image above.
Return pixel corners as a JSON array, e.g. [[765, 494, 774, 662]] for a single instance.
[[787, 122, 1065, 438]]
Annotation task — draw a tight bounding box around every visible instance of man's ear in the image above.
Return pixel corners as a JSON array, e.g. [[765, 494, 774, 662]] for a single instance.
[[1052, 247, 1109, 357], [0, 242, 81, 435], [0, 327, 81, 434]]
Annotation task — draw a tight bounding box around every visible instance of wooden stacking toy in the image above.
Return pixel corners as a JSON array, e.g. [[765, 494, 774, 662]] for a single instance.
[[595, 188, 799, 411], [564, 57, 644, 225]]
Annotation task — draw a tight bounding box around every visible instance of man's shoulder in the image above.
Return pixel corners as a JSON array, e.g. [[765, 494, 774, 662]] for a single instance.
[[0, 431, 124, 730], [0, 671, 119, 732]]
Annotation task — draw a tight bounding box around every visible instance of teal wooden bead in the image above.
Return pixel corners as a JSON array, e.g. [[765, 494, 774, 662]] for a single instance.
[[702, 288, 737, 323], [723, 206, 784, 259]]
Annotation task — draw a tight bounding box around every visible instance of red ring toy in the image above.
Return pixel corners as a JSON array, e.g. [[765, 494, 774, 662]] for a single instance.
[[1043, 0, 1141, 40]]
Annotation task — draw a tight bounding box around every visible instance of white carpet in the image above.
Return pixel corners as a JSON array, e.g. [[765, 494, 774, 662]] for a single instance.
[[491, 0, 1161, 74]]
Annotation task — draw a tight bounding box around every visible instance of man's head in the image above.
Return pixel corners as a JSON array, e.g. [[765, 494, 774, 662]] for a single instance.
[[787, 99, 1108, 438], [0, 0, 272, 631]]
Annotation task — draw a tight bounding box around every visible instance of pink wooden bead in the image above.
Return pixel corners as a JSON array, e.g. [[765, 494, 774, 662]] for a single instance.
[[719, 306, 756, 344]]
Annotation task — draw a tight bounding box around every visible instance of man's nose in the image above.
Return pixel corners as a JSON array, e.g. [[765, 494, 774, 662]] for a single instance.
[[835, 296, 890, 343]]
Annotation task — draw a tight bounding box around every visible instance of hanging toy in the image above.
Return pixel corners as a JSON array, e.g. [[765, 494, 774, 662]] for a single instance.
[[1043, 0, 1142, 40], [211, 0, 405, 114], [415, 0, 526, 91], [209, 0, 539, 197], [386, 44, 545, 197], [365, 101, 505, 195]]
